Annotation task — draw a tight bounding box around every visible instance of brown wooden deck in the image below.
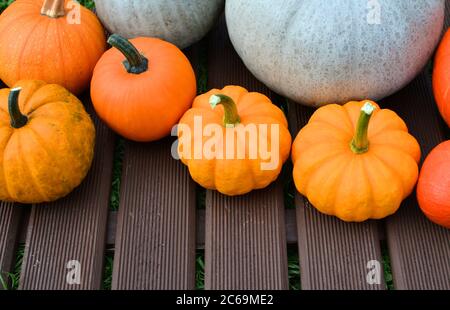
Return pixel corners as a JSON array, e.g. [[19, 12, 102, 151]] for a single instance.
[[1, 5, 450, 290]]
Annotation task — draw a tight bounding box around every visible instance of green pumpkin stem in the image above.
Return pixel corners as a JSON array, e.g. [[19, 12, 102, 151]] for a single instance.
[[350, 102, 376, 154], [210, 94, 241, 128], [8, 88, 28, 129], [41, 0, 65, 18], [107, 34, 149, 74]]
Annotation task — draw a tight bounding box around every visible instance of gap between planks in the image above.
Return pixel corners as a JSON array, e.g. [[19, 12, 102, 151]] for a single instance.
[[17, 209, 384, 248]]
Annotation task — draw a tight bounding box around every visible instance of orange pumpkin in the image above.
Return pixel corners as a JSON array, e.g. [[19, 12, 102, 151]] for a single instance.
[[417, 141, 450, 229], [0, 80, 95, 204], [433, 29, 450, 127], [178, 86, 292, 196], [0, 0, 106, 95], [91, 34, 196, 142], [292, 100, 421, 222]]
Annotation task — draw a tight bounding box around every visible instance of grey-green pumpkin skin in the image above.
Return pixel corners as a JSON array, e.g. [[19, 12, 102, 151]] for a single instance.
[[94, 0, 224, 49], [226, 0, 445, 107]]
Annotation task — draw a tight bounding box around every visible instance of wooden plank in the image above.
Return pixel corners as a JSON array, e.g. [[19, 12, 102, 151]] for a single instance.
[[384, 72, 450, 289], [0, 81, 25, 289], [0, 203, 24, 289], [39, 208, 297, 248], [200, 209, 296, 249], [289, 103, 385, 290], [111, 138, 197, 290], [383, 4, 450, 290], [19, 98, 115, 290], [111, 45, 200, 290], [204, 16, 288, 290]]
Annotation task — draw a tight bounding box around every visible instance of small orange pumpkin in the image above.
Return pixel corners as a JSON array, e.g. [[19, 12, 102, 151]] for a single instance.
[[0, 0, 106, 95], [178, 86, 292, 196], [292, 100, 421, 222], [91, 34, 196, 142], [417, 141, 450, 229], [0, 80, 95, 204], [433, 29, 450, 127]]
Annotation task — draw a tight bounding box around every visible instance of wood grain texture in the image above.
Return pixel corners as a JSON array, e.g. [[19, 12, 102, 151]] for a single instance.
[[382, 5, 450, 289], [19, 98, 115, 290], [384, 71, 450, 290], [111, 45, 200, 290], [0, 203, 24, 289], [0, 82, 24, 290], [204, 16, 288, 290], [289, 103, 385, 290], [111, 138, 196, 290]]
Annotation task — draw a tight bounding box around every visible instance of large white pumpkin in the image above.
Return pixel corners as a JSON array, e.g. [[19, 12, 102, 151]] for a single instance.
[[94, 0, 224, 49], [226, 0, 445, 106]]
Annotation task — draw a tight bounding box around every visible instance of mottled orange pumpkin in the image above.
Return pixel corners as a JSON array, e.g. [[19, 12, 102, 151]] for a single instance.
[[0, 80, 95, 203], [0, 0, 106, 95], [292, 100, 421, 222], [178, 86, 292, 196]]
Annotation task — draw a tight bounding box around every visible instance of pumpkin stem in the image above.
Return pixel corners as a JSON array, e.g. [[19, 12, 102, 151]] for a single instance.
[[107, 34, 149, 75], [350, 102, 376, 154], [8, 88, 28, 129], [41, 0, 66, 18], [210, 94, 241, 128]]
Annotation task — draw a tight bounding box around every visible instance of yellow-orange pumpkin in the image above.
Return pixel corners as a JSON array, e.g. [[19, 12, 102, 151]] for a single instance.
[[292, 100, 421, 222], [0, 0, 106, 95], [0, 80, 95, 203], [178, 86, 292, 196]]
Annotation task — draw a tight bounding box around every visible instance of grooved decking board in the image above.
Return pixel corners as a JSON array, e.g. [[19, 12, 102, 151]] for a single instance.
[[383, 4, 450, 290], [289, 104, 385, 290], [384, 69, 450, 289], [0, 203, 24, 288], [19, 98, 115, 290], [111, 45, 200, 290], [111, 138, 196, 290], [204, 17, 288, 290], [0, 81, 25, 289]]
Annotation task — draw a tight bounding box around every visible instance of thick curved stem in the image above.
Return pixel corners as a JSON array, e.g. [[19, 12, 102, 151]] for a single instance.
[[350, 102, 376, 154], [8, 88, 28, 129], [107, 34, 149, 74], [210, 94, 241, 128], [41, 0, 65, 18]]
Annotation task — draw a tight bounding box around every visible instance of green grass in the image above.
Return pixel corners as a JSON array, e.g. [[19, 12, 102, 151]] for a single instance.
[[196, 251, 205, 290], [102, 250, 114, 290], [381, 241, 394, 290], [0, 244, 24, 290], [110, 138, 125, 211], [77, 0, 94, 10], [287, 247, 301, 290], [195, 41, 208, 95], [0, 0, 13, 12]]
